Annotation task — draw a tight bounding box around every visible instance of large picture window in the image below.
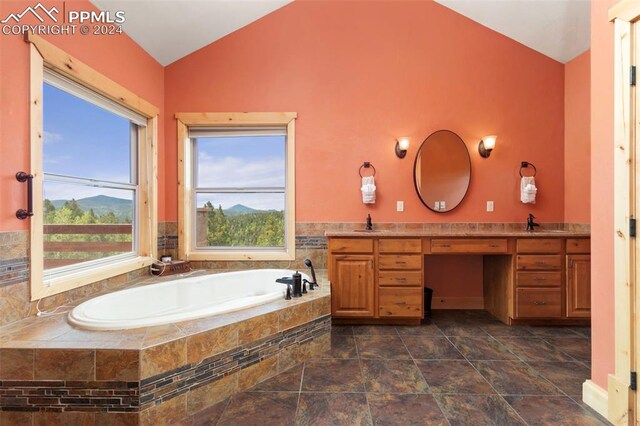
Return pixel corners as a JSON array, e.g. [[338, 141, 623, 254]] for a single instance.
[[177, 113, 296, 261], [42, 71, 142, 273], [28, 35, 158, 300]]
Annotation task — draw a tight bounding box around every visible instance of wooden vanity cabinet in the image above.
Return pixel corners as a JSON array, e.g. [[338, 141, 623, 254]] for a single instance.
[[328, 239, 375, 318], [377, 239, 423, 318], [328, 234, 590, 325], [566, 239, 591, 318], [514, 239, 563, 319], [328, 237, 424, 323]]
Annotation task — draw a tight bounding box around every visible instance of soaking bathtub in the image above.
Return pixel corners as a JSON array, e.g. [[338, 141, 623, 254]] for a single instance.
[[68, 269, 309, 331]]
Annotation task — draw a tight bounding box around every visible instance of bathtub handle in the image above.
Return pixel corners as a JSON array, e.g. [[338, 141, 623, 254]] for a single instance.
[[285, 284, 292, 300]]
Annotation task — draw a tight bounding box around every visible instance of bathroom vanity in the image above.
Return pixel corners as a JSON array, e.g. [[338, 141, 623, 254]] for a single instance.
[[326, 231, 590, 325]]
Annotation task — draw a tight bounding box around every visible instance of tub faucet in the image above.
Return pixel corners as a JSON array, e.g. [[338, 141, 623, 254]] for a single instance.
[[303, 258, 318, 290], [526, 213, 540, 232], [365, 214, 373, 231]]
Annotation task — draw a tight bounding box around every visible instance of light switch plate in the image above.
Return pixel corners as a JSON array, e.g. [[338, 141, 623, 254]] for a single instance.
[[397, 201, 404, 212], [434, 201, 440, 210], [440, 201, 446, 210], [487, 201, 494, 212]]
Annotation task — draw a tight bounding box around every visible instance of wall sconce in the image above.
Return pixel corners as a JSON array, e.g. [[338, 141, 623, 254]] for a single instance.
[[478, 135, 497, 158], [395, 137, 410, 158]]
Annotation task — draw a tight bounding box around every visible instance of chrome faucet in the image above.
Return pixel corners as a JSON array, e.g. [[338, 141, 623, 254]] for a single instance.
[[526, 213, 540, 232], [365, 214, 373, 231]]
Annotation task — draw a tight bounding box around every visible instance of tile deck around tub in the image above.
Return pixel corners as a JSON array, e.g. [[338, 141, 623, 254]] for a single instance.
[[0, 270, 331, 418]]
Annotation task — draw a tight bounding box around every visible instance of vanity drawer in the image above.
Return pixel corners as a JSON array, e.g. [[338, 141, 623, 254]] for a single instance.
[[566, 238, 590, 254], [516, 255, 562, 271], [431, 238, 508, 254], [378, 271, 423, 286], [378, 239, 422, 253], [378, 287, 422, 317], [516, 271, 562, 287], [328, 238, 373, 253], [378, 255, 422, 270], [516, 288, 562, 318], [516, 239, 562, 254]]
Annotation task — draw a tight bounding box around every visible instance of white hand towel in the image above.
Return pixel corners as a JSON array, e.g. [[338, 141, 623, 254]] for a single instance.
[[521, 176, 537, 204], [361, 176, 376, 204]]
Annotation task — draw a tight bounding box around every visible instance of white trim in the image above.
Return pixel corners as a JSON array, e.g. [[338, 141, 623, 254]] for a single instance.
[[583, 380, 609, 420]]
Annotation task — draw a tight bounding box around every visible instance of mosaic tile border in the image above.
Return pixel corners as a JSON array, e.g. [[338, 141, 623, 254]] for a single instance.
[[0, 316, 331, 413], [0, 258, 29, 288]]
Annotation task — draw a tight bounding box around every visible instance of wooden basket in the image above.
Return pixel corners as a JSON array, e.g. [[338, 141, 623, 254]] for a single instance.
[[150, 260, 191, 276]]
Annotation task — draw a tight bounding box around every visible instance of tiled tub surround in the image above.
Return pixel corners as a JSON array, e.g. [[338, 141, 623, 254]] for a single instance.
[[0, 271, 331, 424]]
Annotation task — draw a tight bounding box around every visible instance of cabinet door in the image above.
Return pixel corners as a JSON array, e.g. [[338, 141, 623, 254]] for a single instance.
[[331, 255, 375, 318], [566, 255, 591, 318]]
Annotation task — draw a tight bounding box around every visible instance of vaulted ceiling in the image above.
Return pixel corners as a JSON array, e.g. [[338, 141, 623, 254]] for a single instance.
[[91, 0, 590, 66]]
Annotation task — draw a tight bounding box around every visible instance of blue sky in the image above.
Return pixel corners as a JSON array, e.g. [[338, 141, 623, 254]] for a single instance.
[[43, 83, 132, 191], [43, 83, 285, 210], [195, 135, 285, 210]]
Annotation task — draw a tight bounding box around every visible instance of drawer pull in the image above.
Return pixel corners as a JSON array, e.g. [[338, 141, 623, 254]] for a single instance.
[[534, 262, 546, 266], [489, 244, 500, 248], [534, 278, 545, 282], [440, 244, 450, 247], [396, 261, 406, 265], [533, 301, 546, 305]]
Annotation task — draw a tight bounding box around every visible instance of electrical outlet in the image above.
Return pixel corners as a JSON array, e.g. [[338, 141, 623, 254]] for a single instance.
[[434, 201, 440, 210], [440, 201, 446, 210], [397, 201, 404, 212], [487, 201, 494, 212]]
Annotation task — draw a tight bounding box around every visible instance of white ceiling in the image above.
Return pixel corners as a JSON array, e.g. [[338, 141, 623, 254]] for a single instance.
[[91, 0, 590, 66], [90, 0, 293, 66], [434, 0, 590, 63]]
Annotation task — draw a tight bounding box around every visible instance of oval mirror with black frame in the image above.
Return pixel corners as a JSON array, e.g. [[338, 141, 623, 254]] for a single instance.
[[413, 130, 471, 213]]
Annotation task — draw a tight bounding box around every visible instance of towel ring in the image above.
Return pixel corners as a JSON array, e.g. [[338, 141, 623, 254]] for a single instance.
[[519, 161, 537, 177], [359, 162, 376, 178]]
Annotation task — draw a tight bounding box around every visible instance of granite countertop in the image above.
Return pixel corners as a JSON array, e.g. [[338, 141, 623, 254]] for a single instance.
[[325, 229, 590, 238]]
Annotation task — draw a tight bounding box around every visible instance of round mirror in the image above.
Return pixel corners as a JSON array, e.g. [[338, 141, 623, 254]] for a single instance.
[[413, 130, 471, 212]]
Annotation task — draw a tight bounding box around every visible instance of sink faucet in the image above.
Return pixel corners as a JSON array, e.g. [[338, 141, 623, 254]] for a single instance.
[[365, 214, 373, 231], [526, 213, 540, 232]]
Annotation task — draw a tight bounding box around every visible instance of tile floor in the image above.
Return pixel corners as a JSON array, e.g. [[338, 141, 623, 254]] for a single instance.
[[188, 310, 609, 425]]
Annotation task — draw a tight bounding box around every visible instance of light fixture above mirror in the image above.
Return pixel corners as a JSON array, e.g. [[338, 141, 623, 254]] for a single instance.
[[478, 135, 497, 158], [395, 137, 410, 158]]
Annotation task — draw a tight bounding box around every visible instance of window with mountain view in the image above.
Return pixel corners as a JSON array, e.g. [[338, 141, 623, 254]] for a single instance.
[[192, 129, 287, 250], [42, 71, 143, 272]]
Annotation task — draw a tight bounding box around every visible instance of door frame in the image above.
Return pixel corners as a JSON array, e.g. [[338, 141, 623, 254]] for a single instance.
[[609, 1, 639, 424]]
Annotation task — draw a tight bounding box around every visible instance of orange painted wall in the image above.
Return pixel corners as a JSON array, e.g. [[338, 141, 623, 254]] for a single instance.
[[424, 256, 483, 298], [590, 0, 616, 390], [564, 50, 591, 224], [0, 0, 165, 232], [163, 0, 565, 224]]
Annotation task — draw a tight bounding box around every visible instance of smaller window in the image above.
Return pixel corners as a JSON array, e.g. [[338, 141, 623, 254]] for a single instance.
[[177, 113, 296, 261]]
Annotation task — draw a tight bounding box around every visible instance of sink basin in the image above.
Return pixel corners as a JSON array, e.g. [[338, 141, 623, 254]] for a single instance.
[[351, 229, 386, 233], [540, 230, 567, 233]]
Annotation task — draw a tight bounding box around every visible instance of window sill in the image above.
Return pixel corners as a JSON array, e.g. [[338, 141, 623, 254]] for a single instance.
[[32, 256, 154, 301]]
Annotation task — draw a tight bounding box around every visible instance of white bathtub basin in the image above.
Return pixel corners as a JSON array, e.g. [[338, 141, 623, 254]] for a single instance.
[[68, 269, 309, 331]]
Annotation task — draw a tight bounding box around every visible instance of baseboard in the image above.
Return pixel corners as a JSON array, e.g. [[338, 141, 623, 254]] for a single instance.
[[583, 380, 608, 420], [431, 297, 484, 310]]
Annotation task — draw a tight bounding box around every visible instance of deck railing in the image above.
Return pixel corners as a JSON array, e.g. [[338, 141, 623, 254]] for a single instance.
[[43, 224, 133, 269]]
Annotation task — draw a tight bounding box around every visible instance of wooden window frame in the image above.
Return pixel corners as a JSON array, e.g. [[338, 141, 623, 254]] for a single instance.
[[27, 33, 158, 301], [176, 112, 297, 261]]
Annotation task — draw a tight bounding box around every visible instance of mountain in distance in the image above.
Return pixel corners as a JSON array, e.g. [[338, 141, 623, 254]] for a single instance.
[[48, 196, 278, 219], [50, 195, 132, 219], [224, 204, 259, 216]]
